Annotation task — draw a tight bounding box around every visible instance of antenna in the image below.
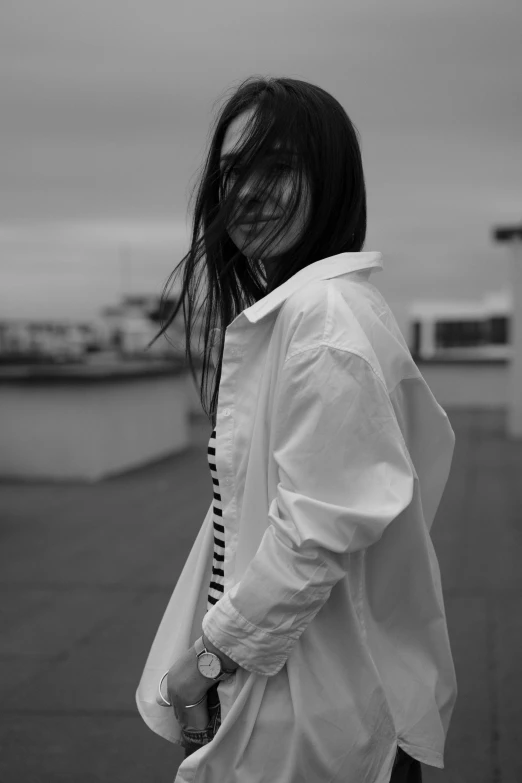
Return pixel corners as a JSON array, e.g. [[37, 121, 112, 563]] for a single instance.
[[119, 244, 131, 301]]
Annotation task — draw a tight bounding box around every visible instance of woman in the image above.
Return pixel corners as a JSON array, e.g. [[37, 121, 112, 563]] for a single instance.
[[136, 76, 457, 783]]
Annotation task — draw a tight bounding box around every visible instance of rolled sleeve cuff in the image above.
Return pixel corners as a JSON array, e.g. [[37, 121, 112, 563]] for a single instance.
[[201, 592, 294, 677]]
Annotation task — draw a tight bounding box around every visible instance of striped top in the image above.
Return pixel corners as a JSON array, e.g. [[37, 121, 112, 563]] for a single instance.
[[207, 428, 225, 611]]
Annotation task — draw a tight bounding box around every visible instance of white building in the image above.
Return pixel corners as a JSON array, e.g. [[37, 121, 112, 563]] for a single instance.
[[99, 294, 194, 360], [0, 319, 100, 362], [408, 289, 512, 361]]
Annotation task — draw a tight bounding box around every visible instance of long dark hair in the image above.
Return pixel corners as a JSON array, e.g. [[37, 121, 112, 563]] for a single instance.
[[148, 75, 367, 430]]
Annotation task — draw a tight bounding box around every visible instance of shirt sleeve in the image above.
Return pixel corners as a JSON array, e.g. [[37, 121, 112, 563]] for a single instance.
[[201, 343, 415, 676]]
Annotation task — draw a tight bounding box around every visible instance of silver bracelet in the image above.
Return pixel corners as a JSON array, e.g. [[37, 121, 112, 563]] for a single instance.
[[158, 670, 208, 709]]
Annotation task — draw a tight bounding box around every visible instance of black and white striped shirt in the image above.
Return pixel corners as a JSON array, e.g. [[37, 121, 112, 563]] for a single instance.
[[207, 428, 225, 610]]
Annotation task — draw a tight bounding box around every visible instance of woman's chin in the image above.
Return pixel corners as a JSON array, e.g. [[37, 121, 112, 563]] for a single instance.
[[234, 236, 274, 259]]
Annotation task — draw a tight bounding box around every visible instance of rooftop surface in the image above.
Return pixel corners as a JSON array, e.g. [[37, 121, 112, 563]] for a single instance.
[[0, 408, 520, 783]]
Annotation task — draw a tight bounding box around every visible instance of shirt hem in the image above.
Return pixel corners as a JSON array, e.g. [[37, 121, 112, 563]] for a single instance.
[[397, 741, 445, 769]]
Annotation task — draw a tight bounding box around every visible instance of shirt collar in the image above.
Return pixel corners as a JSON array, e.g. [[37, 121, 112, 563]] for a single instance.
[[242, 251, 383, 324]]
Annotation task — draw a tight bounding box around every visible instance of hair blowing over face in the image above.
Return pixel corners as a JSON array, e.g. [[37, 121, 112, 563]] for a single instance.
[[147, 75, 367, 430]]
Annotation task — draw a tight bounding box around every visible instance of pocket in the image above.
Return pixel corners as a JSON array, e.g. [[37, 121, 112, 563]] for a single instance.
[[181, 701, 221, 755], [207, 683, 220, 711]]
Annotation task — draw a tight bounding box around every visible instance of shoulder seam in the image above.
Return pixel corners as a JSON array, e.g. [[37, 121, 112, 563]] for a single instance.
[[283, 341, 416, 474], [284, 341, 386, 390]]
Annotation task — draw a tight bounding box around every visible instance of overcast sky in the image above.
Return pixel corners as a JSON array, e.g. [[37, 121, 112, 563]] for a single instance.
[[0, 0, 521, 334]]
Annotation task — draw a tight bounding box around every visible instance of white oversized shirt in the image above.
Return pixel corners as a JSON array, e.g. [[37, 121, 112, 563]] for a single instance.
[[136, 251, 458, 783]]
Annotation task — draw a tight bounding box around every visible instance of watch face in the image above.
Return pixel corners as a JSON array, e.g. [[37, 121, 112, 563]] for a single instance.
[[198, 651, 221, 678]]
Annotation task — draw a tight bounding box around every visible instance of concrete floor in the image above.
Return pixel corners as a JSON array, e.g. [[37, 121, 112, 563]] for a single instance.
[[0, 408, 520, 783]]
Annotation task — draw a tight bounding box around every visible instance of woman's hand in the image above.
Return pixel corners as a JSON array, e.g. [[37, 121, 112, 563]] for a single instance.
[[157, 644, 214, 730], [173, 695, 210, 731]]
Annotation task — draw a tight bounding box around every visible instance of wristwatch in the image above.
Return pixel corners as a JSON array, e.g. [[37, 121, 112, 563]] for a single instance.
[[194, 635, 236, 682]]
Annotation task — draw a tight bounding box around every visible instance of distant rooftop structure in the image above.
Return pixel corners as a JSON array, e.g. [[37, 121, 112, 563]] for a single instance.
[[492, 223, 522, 243], [408, 289, 513, 320], [492, 216, 522, 438]]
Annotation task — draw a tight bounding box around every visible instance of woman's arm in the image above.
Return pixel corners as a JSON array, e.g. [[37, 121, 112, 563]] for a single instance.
[[202, 344, 415, 677]]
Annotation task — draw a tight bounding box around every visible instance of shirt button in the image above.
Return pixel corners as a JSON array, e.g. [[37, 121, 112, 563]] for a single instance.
[[223, 409, 231, 416]]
